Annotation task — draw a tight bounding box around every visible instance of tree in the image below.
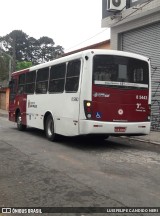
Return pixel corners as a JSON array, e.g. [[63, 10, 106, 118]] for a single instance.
[[0, 52, 13, 86], [0, 30, 64, 66], [53, 45, 64, 59], [37, 36, 63, 63], [27, 37, 39, 65], [37, 36, 54, 63], [0, 30, 64, 80], [0, 30, 29, 71], [0, 43, 7, 85], [16, 61, 32, 71], [0, 55, 8, 81]]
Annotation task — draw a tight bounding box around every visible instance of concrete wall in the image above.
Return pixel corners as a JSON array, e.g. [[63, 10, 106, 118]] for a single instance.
[[101, 0, 160, 50], [64, 40, 110, 56], [0, 88, 9, 110]]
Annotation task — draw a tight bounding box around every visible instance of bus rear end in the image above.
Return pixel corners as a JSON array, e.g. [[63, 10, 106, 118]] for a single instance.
[[81, 50, 151, 136]]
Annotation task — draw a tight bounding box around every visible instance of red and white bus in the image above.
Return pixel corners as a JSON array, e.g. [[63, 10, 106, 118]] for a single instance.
[[9, 49, 151, 141]]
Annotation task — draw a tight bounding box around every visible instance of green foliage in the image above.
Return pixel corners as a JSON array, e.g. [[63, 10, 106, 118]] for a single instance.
[[0, 54, 9, 81], [0, 30, 64, 85], [0, 30, 64, 73], [16, 61, 32, 71]]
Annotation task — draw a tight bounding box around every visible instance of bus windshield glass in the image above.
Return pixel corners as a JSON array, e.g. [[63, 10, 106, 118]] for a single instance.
[[93, 55, 149, 89]]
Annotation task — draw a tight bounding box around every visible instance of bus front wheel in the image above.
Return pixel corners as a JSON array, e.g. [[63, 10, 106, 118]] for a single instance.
[[45, 115, 57, 141], [17, 112, 26, 131]]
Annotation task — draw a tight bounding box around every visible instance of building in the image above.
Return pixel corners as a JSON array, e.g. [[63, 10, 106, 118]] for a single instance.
[[102, 0, 160, 131], [64, 39, 110, 56], [0, 87, 9, 110]]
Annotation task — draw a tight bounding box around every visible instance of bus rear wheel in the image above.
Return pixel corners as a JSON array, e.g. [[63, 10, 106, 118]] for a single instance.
[[45, 114, 58, 141], [17, 112, 26, 131]]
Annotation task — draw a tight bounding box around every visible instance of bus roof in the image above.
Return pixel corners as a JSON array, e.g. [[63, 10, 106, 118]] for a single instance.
[[12, 49, 149, 74]]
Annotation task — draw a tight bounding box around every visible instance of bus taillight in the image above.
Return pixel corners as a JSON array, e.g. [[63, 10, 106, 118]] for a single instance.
[[84, 100, 92, 119]]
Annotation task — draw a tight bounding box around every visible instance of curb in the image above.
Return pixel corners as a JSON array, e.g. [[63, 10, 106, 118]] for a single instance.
[[0, 114, 8, 118], [121, 136, 160, 146], [129, 137, 160, 145]]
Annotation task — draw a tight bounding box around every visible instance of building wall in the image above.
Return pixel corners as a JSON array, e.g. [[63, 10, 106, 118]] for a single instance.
[[111, 7, 160, 49], [0, 88, 9, 110], [101, 0, 160, 50], [64, 40, 110, 56], [6, 88, 10, 110], [102, 0, 160, 131], [0, 91, 6, 110], [96, 42, 110, 49]]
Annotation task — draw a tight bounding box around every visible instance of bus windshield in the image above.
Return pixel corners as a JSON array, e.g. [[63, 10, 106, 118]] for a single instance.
[[93, 55, 149, 89]]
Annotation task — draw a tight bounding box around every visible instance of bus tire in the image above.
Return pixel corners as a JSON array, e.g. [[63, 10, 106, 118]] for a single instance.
[[17, 112, 26, 131], [45, 114, 57, 141]]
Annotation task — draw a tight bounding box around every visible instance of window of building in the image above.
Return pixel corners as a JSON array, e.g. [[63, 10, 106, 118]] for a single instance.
[[65, 59, 81, 92], [26, 71, 36, 94], [49, 63, 66, 93], [36, 67, 49, 94]]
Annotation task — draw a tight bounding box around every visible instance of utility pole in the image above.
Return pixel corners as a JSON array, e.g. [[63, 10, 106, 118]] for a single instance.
[[12, 35, 16, 72], [0, 44, 13, 82]]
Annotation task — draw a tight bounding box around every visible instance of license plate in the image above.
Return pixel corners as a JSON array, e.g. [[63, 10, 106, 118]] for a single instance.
[[114, 127, 126, 132]]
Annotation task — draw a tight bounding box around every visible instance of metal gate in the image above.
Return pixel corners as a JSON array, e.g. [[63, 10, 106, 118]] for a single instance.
[[122, 22, 160, 131]]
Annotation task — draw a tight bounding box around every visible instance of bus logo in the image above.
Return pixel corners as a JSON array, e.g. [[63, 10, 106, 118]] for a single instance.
[[93, 92, 110, 98], [118, 109, 123, 115]]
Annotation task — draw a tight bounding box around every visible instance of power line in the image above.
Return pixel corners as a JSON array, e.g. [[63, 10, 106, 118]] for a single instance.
[[65, 28, 109, 52], [64, 0, 154, 53]]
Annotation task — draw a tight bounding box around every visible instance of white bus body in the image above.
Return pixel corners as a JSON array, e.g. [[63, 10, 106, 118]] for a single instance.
[[9, 49, 151, 141]]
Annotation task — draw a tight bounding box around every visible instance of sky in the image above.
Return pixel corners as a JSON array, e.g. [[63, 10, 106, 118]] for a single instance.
[[0, 0, 110, 52]]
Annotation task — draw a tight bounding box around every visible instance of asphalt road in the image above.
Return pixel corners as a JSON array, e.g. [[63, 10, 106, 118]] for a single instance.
[[0, 117, 160, 216]]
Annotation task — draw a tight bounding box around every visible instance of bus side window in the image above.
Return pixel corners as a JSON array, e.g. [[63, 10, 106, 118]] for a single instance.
[[26, 71, 36, 94], [9, 79, 17, 101], [18, 74, 26, 94], [36, 67, 49, 94], [65, 59, 81, 92], [49, 63, 66, 93]]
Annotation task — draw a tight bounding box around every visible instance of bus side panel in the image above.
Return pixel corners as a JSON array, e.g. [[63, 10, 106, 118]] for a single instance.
[[17, 93, 27, 125], [9, 94, 27, 125], [9, 75, 27, 125], [9, 70, 28, 125], [79, 53, 93, 125], [9, 76, 19, 122], [26, 94, 44, 130], [26, 93, 80, 136], [55, 93, 80, 136]]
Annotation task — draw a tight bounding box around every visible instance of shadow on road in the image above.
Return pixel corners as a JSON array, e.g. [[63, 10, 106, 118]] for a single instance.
[[10, 127, 160, 153], [19, 127, 134, 151]]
